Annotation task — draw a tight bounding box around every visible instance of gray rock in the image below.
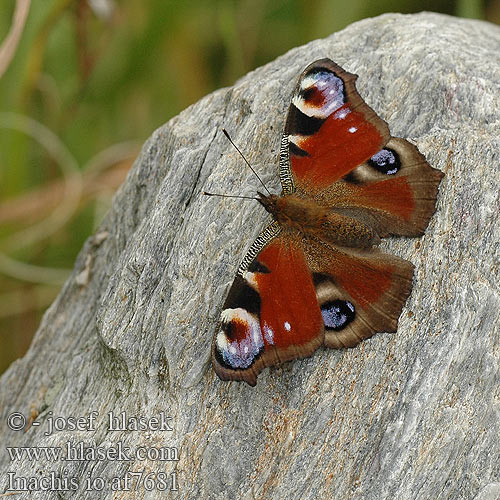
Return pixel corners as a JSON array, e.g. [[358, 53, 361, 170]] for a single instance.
[[1, 11, 499, 500]]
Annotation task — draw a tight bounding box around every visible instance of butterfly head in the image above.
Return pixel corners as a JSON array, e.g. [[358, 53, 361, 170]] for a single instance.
[[257, 191, 322, 232], [256, 192, 280, 216]]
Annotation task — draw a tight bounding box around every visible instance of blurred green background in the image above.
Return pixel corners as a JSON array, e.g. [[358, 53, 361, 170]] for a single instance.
[[0, 0, 498, 374]]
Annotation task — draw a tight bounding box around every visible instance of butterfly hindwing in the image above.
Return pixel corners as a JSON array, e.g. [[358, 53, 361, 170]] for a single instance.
[[315, 137, 444, 237], [212, 226, 324, 386], [303, 236, 415, 348]]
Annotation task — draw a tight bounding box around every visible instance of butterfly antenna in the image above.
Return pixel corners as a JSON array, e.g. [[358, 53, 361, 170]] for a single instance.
[[203, 191, 259, 201], [222, 128, 271, 196]]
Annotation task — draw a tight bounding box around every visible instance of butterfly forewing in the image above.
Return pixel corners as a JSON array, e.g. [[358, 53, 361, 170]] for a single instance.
[[212, 231, 324, 386], [283, 59, 391, 192]]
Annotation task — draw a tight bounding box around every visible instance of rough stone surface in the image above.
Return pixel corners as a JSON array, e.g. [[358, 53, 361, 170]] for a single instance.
[[1, 12, 499, 500]]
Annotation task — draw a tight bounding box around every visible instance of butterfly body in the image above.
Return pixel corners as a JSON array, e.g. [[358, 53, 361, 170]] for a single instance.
[[258, 191, 379, 249], [212, 59, 443, 386]]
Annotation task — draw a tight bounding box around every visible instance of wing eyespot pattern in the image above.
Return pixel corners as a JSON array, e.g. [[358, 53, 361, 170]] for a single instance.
[[215, 308, 264, 370], [321, 299, 356, 331], [288, 66, 347, 134], [367, 148, 401, 175]]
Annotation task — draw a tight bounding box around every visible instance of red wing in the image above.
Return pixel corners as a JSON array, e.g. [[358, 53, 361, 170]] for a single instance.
[[315, 137, 444, 236], [212, 232, 324, 386], [303, 236, 415, 348], [282, 59, 390, 193]]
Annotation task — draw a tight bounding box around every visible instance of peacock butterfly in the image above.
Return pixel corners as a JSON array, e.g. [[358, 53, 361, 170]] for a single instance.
[[211, 58, 443, 386]]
